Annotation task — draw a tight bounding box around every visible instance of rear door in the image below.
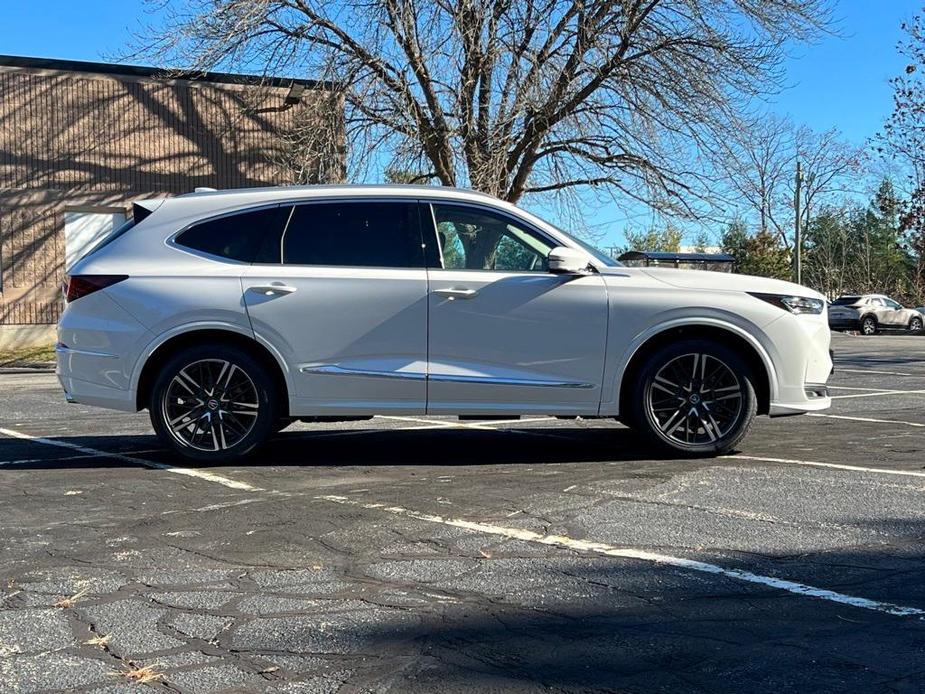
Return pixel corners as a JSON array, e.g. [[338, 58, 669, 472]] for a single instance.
[[243, 199, 429, 415]]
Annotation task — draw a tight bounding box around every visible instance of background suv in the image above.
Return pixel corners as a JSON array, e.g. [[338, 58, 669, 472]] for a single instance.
[[57, 185, 832, 461], [828, 294, 924, 335]]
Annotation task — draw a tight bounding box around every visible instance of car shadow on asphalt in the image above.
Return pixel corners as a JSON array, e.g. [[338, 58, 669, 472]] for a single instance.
[[0, 426, 720, 470]]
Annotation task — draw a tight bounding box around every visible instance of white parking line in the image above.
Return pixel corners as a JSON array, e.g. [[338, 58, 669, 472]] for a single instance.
[[808, 413, 925, 428], [0, 427, 261, 491], [827, 385, 903, 392], [721, 454, 925, 479], [838, 368, 915, 377], [831, 389, 925, 400], [377, 415, 557, 430], [317, 495, 925, 618]]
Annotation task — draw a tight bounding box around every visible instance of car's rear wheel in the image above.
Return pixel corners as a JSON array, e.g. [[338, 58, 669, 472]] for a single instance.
[[628, 339, 757, 456], [149, 345, 278, 462], [860, 315, 878, 335], [910, 315, 923, 334]]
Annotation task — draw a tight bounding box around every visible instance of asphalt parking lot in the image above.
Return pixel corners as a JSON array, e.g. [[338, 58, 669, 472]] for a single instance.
[[2, 331, 925, 693]]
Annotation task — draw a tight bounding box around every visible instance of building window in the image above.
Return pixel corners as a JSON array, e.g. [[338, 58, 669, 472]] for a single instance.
[[64, 208, 127, 272]]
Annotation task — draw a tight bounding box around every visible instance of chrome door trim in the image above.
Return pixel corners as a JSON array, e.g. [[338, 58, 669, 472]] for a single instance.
[[300, 364, 593, 389], [299, 364, 426, 381], [428, 373, 594, 389]]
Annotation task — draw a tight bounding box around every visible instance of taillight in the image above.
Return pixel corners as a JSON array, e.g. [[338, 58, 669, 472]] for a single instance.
[[65, 275, 128, 303]]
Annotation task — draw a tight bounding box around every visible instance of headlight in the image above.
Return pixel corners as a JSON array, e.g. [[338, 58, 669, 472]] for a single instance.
[[749, 293, 825, 315]]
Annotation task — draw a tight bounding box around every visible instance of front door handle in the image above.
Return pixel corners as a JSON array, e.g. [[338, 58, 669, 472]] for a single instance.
[[433, 287, 479, 300], [249, 284, 297, 296]]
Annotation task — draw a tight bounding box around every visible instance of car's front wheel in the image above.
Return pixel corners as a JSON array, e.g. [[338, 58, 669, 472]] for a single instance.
[[628, 339, 758, 456], [910, 315, 923, 334], [149, 345, 278, 462]]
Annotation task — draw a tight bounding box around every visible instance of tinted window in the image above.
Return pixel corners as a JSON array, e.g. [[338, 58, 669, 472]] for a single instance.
[[832, 296, 861, 306], [176, 206, 290, 263], [283, 202, 423, 268], [431, 204, 553, 271]]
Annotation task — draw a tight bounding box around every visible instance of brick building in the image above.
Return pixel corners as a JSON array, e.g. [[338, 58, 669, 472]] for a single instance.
[[0, 55, 341, 349]]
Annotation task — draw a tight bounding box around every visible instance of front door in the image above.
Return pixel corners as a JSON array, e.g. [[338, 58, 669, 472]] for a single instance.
[[423, 202, 608, 415], [243, 200, 429, 415]]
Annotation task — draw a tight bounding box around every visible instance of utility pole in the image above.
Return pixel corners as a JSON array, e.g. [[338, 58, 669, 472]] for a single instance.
[[794, 161, 803, 285]]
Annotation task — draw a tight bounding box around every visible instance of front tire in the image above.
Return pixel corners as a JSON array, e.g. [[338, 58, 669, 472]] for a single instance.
[[910, 315, 923, 334], [149, 345, 278, 463], [628, 340, 757, 456]]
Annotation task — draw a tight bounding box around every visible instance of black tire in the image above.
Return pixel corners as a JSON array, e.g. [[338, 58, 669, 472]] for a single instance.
[[149, 344, 278, 462], [860, 315, 878, 336], [627, 339, 758, 456], [910, 315, 923, 334]]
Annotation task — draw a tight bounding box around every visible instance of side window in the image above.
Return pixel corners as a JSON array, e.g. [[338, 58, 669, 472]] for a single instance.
[[283, 201, 424, 268], [885, 299, 902, 310], [431, 204, 553, 271], [175, 206, 290, 263]]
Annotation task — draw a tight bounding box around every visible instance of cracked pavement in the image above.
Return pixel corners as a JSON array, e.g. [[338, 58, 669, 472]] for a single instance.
[[2, 333, 925, 692]]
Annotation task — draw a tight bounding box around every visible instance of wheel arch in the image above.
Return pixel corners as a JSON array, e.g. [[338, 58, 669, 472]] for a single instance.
[[134, 326, 290, 415], [616, 322, 774, 417]]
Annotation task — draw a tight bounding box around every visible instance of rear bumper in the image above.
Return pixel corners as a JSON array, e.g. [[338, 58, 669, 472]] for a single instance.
[[56, 290, 148, 412], [56, 344, 137, 411]]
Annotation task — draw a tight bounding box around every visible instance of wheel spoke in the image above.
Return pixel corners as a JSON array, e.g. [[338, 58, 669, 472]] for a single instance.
[[162, 359, 260, 453], [648, 352, 743, 447]]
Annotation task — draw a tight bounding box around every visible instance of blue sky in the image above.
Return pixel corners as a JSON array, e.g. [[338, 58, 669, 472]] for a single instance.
[[1, 0, 921, 246]]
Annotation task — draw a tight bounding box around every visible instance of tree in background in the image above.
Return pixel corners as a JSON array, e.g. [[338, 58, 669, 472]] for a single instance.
[[880, 7, 925, 302], [802, 180, 913, 300], [623, 225, 682, 253], [720, 220, 790, 280], [139, 0, 830, 219], [711, 115, 863, 250]]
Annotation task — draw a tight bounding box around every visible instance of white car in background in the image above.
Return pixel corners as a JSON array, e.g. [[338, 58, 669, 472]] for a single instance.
[[57, 185, 833, 462], [828, 294, 924, 335]]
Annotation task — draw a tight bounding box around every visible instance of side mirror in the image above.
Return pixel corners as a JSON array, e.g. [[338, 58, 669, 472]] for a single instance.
[[547, 247, 591, 274]]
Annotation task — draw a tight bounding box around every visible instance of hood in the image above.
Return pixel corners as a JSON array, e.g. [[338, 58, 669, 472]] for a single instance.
[[601, 266, 825, 301]]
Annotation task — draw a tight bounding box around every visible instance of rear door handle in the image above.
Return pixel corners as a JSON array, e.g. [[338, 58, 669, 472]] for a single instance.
[[249, 284, 297, 296], [433, 287, 479, 300]]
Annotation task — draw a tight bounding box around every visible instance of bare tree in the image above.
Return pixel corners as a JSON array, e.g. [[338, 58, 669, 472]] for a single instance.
[[710, 114, 796, 244], [711, 116, 862, 248], [134, 0, 830, 215]]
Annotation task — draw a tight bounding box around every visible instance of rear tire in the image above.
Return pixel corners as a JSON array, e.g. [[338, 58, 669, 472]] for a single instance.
[[627, 339, 757, 456], [860, 315, 878, 335], [149, 344, 278, 463]]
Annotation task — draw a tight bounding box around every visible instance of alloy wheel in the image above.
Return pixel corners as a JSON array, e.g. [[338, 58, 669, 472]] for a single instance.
[[911, 317, 923, 334], [862, 318, 876, 335], [161, 359, 259, 452], [646, 352, 744, 446]]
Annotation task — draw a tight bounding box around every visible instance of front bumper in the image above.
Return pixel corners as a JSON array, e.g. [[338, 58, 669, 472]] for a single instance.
[[765, 312, 833, 416]]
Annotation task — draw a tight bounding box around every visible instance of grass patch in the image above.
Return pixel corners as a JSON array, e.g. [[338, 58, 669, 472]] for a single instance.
[[0, 344, 56, 367]]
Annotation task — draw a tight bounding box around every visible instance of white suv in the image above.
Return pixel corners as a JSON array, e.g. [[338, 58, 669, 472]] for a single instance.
[[57, 185, 832, 461]]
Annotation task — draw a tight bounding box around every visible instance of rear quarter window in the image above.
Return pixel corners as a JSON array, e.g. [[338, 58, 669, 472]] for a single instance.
[[176, 206, 291, 263]]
